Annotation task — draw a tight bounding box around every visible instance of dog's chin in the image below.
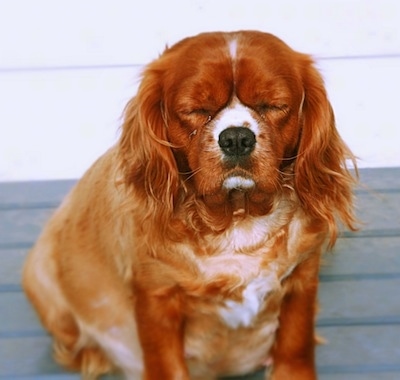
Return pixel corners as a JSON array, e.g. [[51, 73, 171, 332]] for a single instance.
[[222, 175, 256, 191], [201, 174, 274, 216]]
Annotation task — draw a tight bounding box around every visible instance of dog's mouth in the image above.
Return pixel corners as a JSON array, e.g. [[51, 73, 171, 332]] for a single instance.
[[200, 169, 276, 218], [202, 171, 274, 217]]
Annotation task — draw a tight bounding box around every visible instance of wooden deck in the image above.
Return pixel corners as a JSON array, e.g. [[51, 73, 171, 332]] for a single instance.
[[1, 167, 399, 379]]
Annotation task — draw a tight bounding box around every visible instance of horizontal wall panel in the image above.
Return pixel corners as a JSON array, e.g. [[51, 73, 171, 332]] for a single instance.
[[319, 57, 400, 169], [0, 67, 141, 181], [0, 58, 399, 181], [0, 0, 399, 70]]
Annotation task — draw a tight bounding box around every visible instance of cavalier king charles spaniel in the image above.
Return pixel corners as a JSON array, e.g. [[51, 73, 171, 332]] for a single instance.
[[23, 31, 357, 379]]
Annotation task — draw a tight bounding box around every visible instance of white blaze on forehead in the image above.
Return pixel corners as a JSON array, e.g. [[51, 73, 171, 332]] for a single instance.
[[228, 38, 238, 60], [212, 103, 260, 143]]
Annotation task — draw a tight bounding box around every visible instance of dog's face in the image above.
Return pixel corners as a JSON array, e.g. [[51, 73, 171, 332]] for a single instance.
[[163, 32, 305, 207], [120, 30, 355, 235]]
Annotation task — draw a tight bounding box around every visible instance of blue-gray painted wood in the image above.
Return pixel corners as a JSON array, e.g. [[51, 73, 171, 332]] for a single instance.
[[1, 168, 399, 379]]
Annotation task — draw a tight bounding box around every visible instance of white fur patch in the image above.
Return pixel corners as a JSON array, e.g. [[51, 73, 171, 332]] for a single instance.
[[223, 214, 272, 252], [89, 325, 143, 378], [196, 205, 297, 329], [219, 273, 278, 328], [91, 296, 110, 309], [280, 263, 297, 281], [223, 176, 255, 190], [228, 39, 238, 59], [212, 103, 259, 143]]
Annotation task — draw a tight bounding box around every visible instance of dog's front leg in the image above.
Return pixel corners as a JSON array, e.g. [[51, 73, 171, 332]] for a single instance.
[[270, 253, 321, 380], [134, 282, 189, 380]]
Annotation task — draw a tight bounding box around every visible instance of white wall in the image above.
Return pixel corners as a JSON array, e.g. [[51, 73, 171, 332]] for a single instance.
[[1, 0, 399, 181]]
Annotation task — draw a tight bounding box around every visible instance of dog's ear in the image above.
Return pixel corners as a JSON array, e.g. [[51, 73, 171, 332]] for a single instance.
[[118, 64, 179, 213], [295, 59, 358, 244]]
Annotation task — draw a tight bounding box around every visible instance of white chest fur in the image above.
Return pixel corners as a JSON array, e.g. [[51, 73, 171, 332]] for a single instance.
[[196, 211, 295, 329], [218, 271, 280, 328]]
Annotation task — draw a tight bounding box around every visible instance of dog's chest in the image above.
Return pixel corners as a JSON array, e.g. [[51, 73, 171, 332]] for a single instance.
[[193, 215, 294, 328], [182, 216, 297, 374]]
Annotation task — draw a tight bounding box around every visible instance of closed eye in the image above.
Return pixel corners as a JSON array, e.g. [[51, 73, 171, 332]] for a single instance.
[[256, 103, 289, 114], [190, 109, 210, 115], [179, 108, 213, 125], [189, 109, 213, 123]]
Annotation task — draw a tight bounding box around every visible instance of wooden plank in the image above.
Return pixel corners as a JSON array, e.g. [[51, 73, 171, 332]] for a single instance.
[[0, 168, 398, 205], [0, 337, 120, 379], [1, 190, 398, 250], [320, 374, 400, 380], [0, 336, 63, 378], [0, 208, 54, 249], [317, 325, 400, 370], [353, 192, 400, 232], [3, 276, 398, 338], [0, 293, 43, 338], [2, 371, 397, 380], [0, 169, 399, 380], [0, 375, 81, 380], [0, 249, 26, 287], [1, 237, 399, 290], [0, 180, 76, 205], [357, 167, 400, 190], [0, 168, 397, 206], [2, 326, 399, 379], [318, 278, 400, 322], [323, 237, 400, 276]]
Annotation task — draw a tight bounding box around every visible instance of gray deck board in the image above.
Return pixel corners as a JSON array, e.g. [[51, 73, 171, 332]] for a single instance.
[[1, 168, 399, 379]]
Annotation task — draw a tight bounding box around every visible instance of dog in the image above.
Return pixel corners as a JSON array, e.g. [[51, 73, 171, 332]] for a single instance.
[[23, 30, 357, 379]]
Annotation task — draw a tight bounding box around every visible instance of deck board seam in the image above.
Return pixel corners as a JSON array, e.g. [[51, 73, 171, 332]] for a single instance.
[[2, 272, 400, 293], [2, 230, 398, 251], [2, 316, 399, 339], [318, 363, 400, 374]]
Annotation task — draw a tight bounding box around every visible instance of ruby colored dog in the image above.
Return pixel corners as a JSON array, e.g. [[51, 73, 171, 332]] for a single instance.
[[23, 31, 357, 379]]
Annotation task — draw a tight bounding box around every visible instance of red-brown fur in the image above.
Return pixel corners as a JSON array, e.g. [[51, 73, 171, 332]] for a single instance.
[[23, 31, 357, 379]]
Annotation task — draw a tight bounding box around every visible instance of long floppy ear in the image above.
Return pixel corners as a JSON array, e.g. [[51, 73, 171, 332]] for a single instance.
[[295, 59, 358, 245], [118, 64, 179, 214]]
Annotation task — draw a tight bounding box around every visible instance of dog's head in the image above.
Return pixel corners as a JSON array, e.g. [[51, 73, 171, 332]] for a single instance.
[[119, 31, 356, 240]]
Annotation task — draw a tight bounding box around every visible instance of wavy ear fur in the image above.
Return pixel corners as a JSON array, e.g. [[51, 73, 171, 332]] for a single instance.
[[295, 59, 358, 245], [118, 64, 179, 214]]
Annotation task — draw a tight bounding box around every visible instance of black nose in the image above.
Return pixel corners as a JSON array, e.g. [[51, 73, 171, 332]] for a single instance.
[[218, 127, 256, 157]]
